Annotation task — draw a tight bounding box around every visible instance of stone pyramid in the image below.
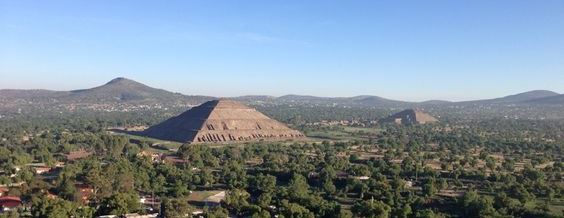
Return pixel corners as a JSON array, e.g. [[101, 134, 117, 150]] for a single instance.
[[380, 109, 438, 125], [144, 99, 304, 143]]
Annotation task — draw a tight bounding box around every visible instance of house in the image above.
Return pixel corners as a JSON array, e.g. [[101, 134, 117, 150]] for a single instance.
[[0, 187, 8, 197], [354, 176, 370, 180], [34, 166, 52, 175], [405, 181, 413, 188], [24, 163, 55, 175], [187, 190, 226, 207], [65, 150, 93, 162], [46, 192, 58, 199], [137, 151, 162, 163], [0, 196, 22, 212], [96, 213, 158, 218], [162, 155, 187, 165], [124, 213, 158, 218], [139, 195, 159, 206], [75, 183, 94, 204]]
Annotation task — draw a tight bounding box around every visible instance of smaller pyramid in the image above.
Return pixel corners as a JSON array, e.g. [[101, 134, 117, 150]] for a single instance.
[[144, 99, 304, 143], [380, 109, 438, 125]]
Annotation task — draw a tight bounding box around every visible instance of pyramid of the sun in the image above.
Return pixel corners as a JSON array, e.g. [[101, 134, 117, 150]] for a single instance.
[[144, 99, 304, 143], [380, 109, 438, 125]]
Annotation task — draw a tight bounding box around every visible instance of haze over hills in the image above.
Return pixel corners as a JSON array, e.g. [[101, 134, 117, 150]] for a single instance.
[[526, 94, 564, 105], [1, 77, 563, 115], [69, 77, 186, 102], [0, 77, 214, 106], [268, 94, 411, 108], [459, 90, 560, 105]]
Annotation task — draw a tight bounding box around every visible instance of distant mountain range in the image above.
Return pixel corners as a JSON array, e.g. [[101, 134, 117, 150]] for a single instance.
[[458, 90, 560, 105], [1, 77, 563, 110], [234, 91, 564, 107], [0, 77, 214, 106]]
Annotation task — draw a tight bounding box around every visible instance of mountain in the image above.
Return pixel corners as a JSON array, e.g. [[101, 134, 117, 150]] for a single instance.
[[526, 94, 564, 105], [277, 94, 411, 108], [487, 90, 559, 103], [1, 77, 562, 117], [230, 95, 277, 103], [0, 78, 215, 114], [0, 89, 67, 99], [349, 95, 411, 107], [67, 77, 191, 103], [460, 90, 560, 105], [419, 100, 452, 105]]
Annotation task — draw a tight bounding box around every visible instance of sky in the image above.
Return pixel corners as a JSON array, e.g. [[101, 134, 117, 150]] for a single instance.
[[1, 0, 563, 101]]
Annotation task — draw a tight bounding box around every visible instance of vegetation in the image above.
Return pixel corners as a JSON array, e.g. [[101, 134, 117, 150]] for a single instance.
[[0, 108, 562, 218]]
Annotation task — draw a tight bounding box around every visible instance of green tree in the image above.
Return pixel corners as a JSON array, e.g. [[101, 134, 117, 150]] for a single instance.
[[288, 173, 310, 200], [351, 199, 391, 218], [225, 189, 250, 215], [415, 209, 446, 218], [460, 190, 497, 217], [280, 199, 315, 218], [31, 197, 94, 218], [97, 192, 140, 215], [161, 197, 192, 218], [422, 179, 437, 198], [250, 173, 276, 194]]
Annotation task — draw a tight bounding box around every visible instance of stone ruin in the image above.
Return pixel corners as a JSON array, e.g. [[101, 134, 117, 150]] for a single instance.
[[144, 99, 305, 143], [380, 109, 439, 125]]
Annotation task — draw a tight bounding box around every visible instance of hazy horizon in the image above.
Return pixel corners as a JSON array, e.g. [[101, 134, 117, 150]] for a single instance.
[[1, 0, 564, 101], [0, 76, 561, 103]]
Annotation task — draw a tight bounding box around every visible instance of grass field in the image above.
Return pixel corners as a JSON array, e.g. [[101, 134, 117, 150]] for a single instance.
[[109, 130, 183, 151], [304, 126, 381, 141]]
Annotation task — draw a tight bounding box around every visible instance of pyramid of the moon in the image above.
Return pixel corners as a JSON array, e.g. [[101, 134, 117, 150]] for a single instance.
[[144, 99, 305, 143], [380, 109, 438, 125]]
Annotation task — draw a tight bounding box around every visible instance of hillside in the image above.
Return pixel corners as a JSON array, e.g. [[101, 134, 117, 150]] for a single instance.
[[68, 77, 191, 103], [459, 90, 560, 105], [0, 78, 214, 114], [276, 94, 411, 108], [526, 94, 564, 105], [1, 78, 563, 119]]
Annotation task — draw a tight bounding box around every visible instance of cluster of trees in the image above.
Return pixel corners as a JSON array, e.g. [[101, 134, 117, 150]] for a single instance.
[[255, 104, 390, 126]]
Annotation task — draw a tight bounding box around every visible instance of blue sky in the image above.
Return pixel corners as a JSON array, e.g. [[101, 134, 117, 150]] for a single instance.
[[1, 0, 563, 101]]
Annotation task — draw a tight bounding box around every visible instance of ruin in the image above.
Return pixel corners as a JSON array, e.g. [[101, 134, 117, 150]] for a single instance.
[[144, 99, 305, 143], [380, 109, 438, 125]]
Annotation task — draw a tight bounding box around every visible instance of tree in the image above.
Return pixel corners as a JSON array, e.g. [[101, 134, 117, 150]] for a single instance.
[[225, 189, 250, 215], [338, 210, 354, 218], [322, 178, 337, 195], [351, 199, 391, 218], [250, 173, 276, 194], [85, 163, 112, 201], [31, 197, 94, 218], [460, 190, 497, 217], [171, 180, 190, 197], [257, 192, 273, 208], [393, 204, 412, 218], [221, 161, 247, 189], [422, 179, 437, 198], [415, 209, 446, 218], [97, 192, 140, 215], [206, 207, 229, 218], [493, 192, 521, 214], [279, 199, 315, 218], [250, 209, 271, 218], [161, 197, 192, 218], [57, 178, 79, 202], [353, 182, 369, 199], [288, 173, 310, 200]]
